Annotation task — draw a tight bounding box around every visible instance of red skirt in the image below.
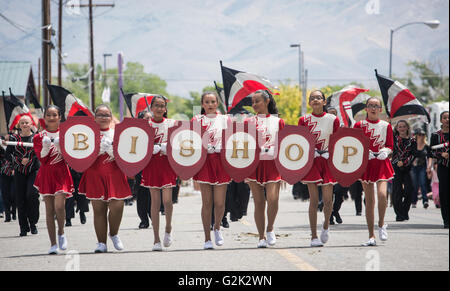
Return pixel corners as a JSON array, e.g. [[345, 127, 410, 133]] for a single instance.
[[141, 154, 177, 189], [193, 153, 231, 185], [359, 158, 394, 183], [79, 154, 132, 201], [246, 160, 282, 186], [34, 161, 74, 198], [302, 157, 337, 185]]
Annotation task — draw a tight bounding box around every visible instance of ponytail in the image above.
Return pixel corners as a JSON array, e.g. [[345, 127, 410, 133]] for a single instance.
[[254, 89, 279, 115]]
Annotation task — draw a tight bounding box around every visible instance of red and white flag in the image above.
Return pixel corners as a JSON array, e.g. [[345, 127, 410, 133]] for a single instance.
[[220, 62, 278, 114], [2, 89, 36, 131], [326, 86, 370, 127], [46, 83, 94, 122], [121, 89, 168, 118], [375, 70, 430, 122]]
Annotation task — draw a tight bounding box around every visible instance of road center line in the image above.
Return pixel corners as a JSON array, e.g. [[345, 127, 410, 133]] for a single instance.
[[275, 249, 318, 271]]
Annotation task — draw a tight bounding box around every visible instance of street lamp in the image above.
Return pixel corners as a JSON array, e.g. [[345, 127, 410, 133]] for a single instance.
[[291, 44, 306, 115], [389, 20, 440, 78]]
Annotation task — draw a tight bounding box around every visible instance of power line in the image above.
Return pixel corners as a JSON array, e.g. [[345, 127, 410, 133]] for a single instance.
[[0, 12, 30, 33]]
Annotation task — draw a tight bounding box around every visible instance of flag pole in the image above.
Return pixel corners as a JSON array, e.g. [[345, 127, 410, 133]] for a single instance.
[[118, 52, 124, 121], [219, 60, 228, 112]]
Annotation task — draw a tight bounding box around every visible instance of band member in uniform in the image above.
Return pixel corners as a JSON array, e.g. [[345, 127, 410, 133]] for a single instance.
[[298, 90, 340, 247], [428, 111, 449, 228], [391, 120, 416, 222], [353, 97, 394, 246], [193, 92, 232, 250], [5, 116, 40, 237], [33, 105, 74, 254], [246, 90, 285, 248], [65, 168, 88, 226], [1, 136, 16, 222], [79, 105, 132, 253], [136, 110, 152, 229], [141, 96, 178, 251]]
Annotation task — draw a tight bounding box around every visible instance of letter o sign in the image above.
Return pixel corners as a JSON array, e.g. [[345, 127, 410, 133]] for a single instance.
[[275, 125, 316, 185]]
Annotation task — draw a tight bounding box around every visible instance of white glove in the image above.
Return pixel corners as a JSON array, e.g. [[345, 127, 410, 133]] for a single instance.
[[314, 150, 321, 158], [379, 147, 392, 156], [207, 144, 215, 154], [100, 137, 113, 156], [160, 143, 167, 155], [54, 137, 61, 153], [42, 136, 51, 148], [260, 147, 275, 160], [377, 151, 389, 160], [41, 136, 52, 157], [321, 152, 329, 159], [153, 144, 161, 155], [369, 151, 376, 160], [214, 143, 222, 153]]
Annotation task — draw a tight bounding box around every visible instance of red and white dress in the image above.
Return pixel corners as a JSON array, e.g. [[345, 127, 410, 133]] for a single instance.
[[246, 114, 285, 186], [33, 129, 74, 197], [193, 114, 232, 186], [79, 128, 132, 201], [141, 118, 178, 189], [353, 119, 394, 183], [298, 112, 340, 185]]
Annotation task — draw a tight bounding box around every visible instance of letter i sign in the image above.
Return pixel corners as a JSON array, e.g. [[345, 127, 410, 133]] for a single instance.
[[113, 118, 155, 177]]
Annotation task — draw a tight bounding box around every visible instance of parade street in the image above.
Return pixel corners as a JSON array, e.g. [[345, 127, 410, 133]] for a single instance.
[[0, 184, 448, 271]]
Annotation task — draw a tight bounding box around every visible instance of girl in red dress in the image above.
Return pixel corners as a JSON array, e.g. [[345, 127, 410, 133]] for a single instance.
[[141, 96, 178, 251], [192, 92, 232, 250], [246, 90, 285, 248], [33, 105, 74, 254], [298, 90, 340, 247], [353, 97, 394, 246], [79, 105, 132, 253]]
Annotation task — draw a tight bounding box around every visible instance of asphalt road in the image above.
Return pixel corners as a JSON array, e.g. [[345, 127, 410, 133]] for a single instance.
[[0, 183, 448, 271]]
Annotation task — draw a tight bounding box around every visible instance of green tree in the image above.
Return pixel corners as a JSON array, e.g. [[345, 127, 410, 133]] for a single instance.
[[403, 60, 449, 104], [61, 62, 170, 118]]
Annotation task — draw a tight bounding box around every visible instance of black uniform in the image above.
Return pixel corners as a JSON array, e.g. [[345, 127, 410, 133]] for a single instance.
[[391, 135, 416, 221], [65, 168, 89, 225], [430, 130, 449, 228], [1, 144, 16, 221], [6, 133, 40, 235]]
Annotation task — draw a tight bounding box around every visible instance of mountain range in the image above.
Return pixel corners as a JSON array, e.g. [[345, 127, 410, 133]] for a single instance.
[[0, 0, 448, 98]]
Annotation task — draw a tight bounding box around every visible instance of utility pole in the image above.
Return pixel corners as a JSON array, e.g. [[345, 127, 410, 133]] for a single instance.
[[58, 0, 62, 86], [73, 1, 114, 111], [301, 51, 306, 116], [303, 69, 308, 114], [42, 0, 51, 107], [38, 58, 41, 102], [88, 0, 95, 110]]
